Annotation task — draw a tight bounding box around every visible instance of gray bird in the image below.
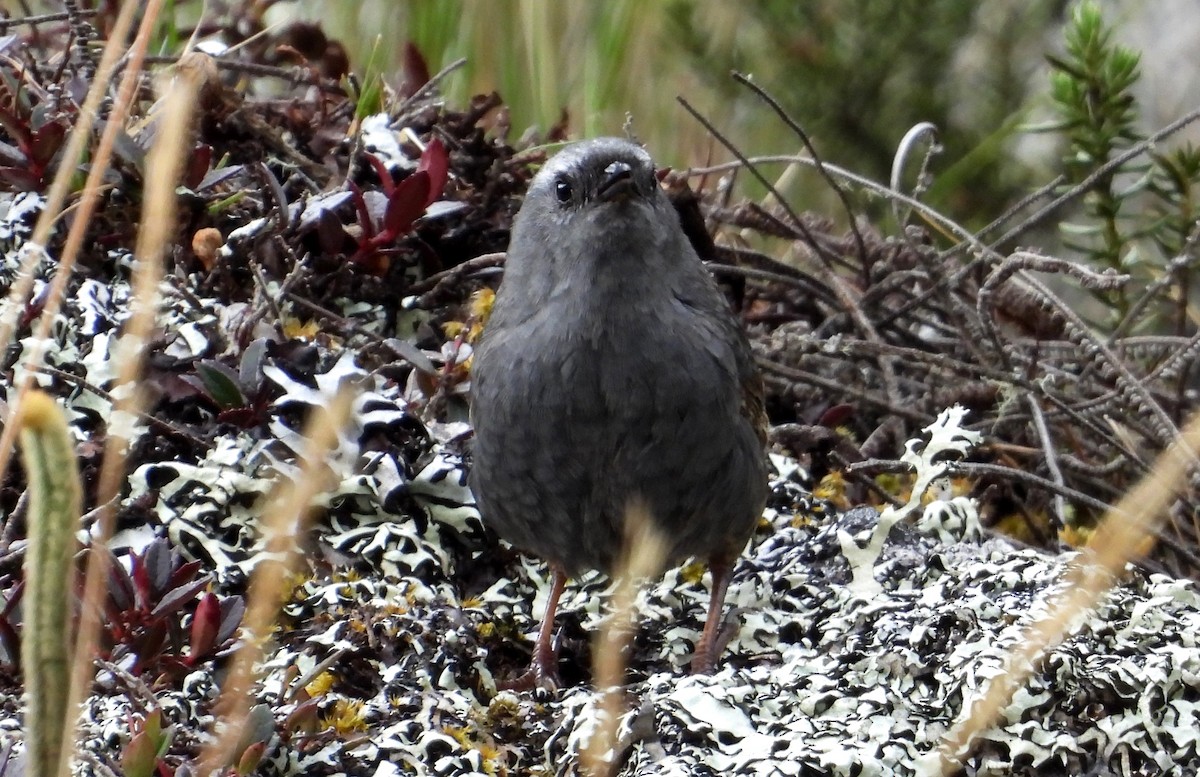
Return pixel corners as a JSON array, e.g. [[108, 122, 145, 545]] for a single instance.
[[469, 137, 767, 688]]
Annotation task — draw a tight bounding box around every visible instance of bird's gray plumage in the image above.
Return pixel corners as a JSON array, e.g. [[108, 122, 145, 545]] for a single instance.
[[470, 137, 766, 578]]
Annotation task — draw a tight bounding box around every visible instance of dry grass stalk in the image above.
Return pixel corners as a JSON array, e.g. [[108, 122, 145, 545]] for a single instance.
[[0, 1, 138, 368], [931, 409, 1200, 775], [580, 499, 668, 777], [0, 0, 161, 509], [58, 14, 194, 776], [196, 386, 357, 774]]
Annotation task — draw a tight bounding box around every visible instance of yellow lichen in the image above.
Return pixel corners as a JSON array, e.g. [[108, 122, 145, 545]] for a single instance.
[[814, 471, 849, 508], [305, 672, 335, 698], [281, 316, 321, 340], [322, 698, 368, 736], [679, 560, 706, 585]]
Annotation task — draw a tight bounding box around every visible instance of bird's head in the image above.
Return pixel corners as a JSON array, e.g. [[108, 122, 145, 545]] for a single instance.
[[502, 138, 687, 303]]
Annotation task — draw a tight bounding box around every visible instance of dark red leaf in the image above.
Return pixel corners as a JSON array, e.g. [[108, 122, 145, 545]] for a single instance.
[[130, 554, 153, 611], [143, 540, 173, 597], [216, 407, 262, 427], [184, 144, 213, 190], [19, 291, 45, 329], [400, 41, 431, 98], [316, 207, 350, 256], [160, 373, 210, 403], [363, 153, 394, 196], [218, 595, 247, 644], [29, 121, 66, 169], [102, 552, 134, 617], [132, 619, 169, 675], [166, 558, 205, 590], [0, 166, 43, 191], [347, 180, 375, 240], [149, 574, 212, 619], [187, 592, 221, 663], [817, 403, 855, 428], [416, 137, 448, 207], [381, 169, 429, 239]]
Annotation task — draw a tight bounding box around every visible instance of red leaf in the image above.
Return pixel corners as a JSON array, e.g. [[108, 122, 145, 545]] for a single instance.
[[166, 558, 206, 591], [0, 166, 43, 191], [184, 144, 213, 189], [817, 403, 854, 428], [236, 741, 267, 776], [401, 41, 431, 98], [104, 550, 135, 611], [416, 137, 448, 207], [131, 554, 153, 611], [363, 153, 394, 196], [381, 169, 429, 239], [150, 574, 211, 619], [29, 121, 65, 169], [187, 592, 221, 664], [218, 596, 246, 644], [347, 180, 375, 240], [143, 540, 173, 595]]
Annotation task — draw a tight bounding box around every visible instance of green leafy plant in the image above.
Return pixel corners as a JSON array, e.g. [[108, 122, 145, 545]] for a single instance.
[[1045, 1, 1144, 317], [351, 35, 387, 123], [179, 338, 273, 428], [1041, 1, 1200, 334], [1144, 144, 1200, 337], [120, 708, 173, 777]]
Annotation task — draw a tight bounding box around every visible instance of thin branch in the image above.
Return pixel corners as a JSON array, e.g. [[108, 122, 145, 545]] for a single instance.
[[730, 71, 868, 264], [395, 56, 468, 114], [0, 9, 97, 29], [1026, 395, 1068, 530], [34, 366, 208, 449]]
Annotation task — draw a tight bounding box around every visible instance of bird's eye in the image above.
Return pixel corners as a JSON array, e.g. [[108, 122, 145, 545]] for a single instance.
[[554, 177, 573, 204]]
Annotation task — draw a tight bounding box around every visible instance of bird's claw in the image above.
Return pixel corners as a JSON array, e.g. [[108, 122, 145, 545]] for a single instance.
[[499, 628, 562, 692]]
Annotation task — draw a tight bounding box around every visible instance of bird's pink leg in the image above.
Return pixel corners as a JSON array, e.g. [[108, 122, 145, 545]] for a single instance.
[[501, 565, 567, 691], [690, 551, 736, 675]]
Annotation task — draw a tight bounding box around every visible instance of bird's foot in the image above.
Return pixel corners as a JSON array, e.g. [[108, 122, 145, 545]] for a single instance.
[[690, 614, 741, 675], [498, 663, 560, 692], [689, 644, 716, 676], [499, 632, 561, 692]]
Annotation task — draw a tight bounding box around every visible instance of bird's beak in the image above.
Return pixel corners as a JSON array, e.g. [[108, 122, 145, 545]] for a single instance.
[[596, 160, 635, 202]]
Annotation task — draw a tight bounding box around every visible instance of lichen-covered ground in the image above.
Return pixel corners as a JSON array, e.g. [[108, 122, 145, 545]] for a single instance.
[[1, 264, 1197, 773]]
